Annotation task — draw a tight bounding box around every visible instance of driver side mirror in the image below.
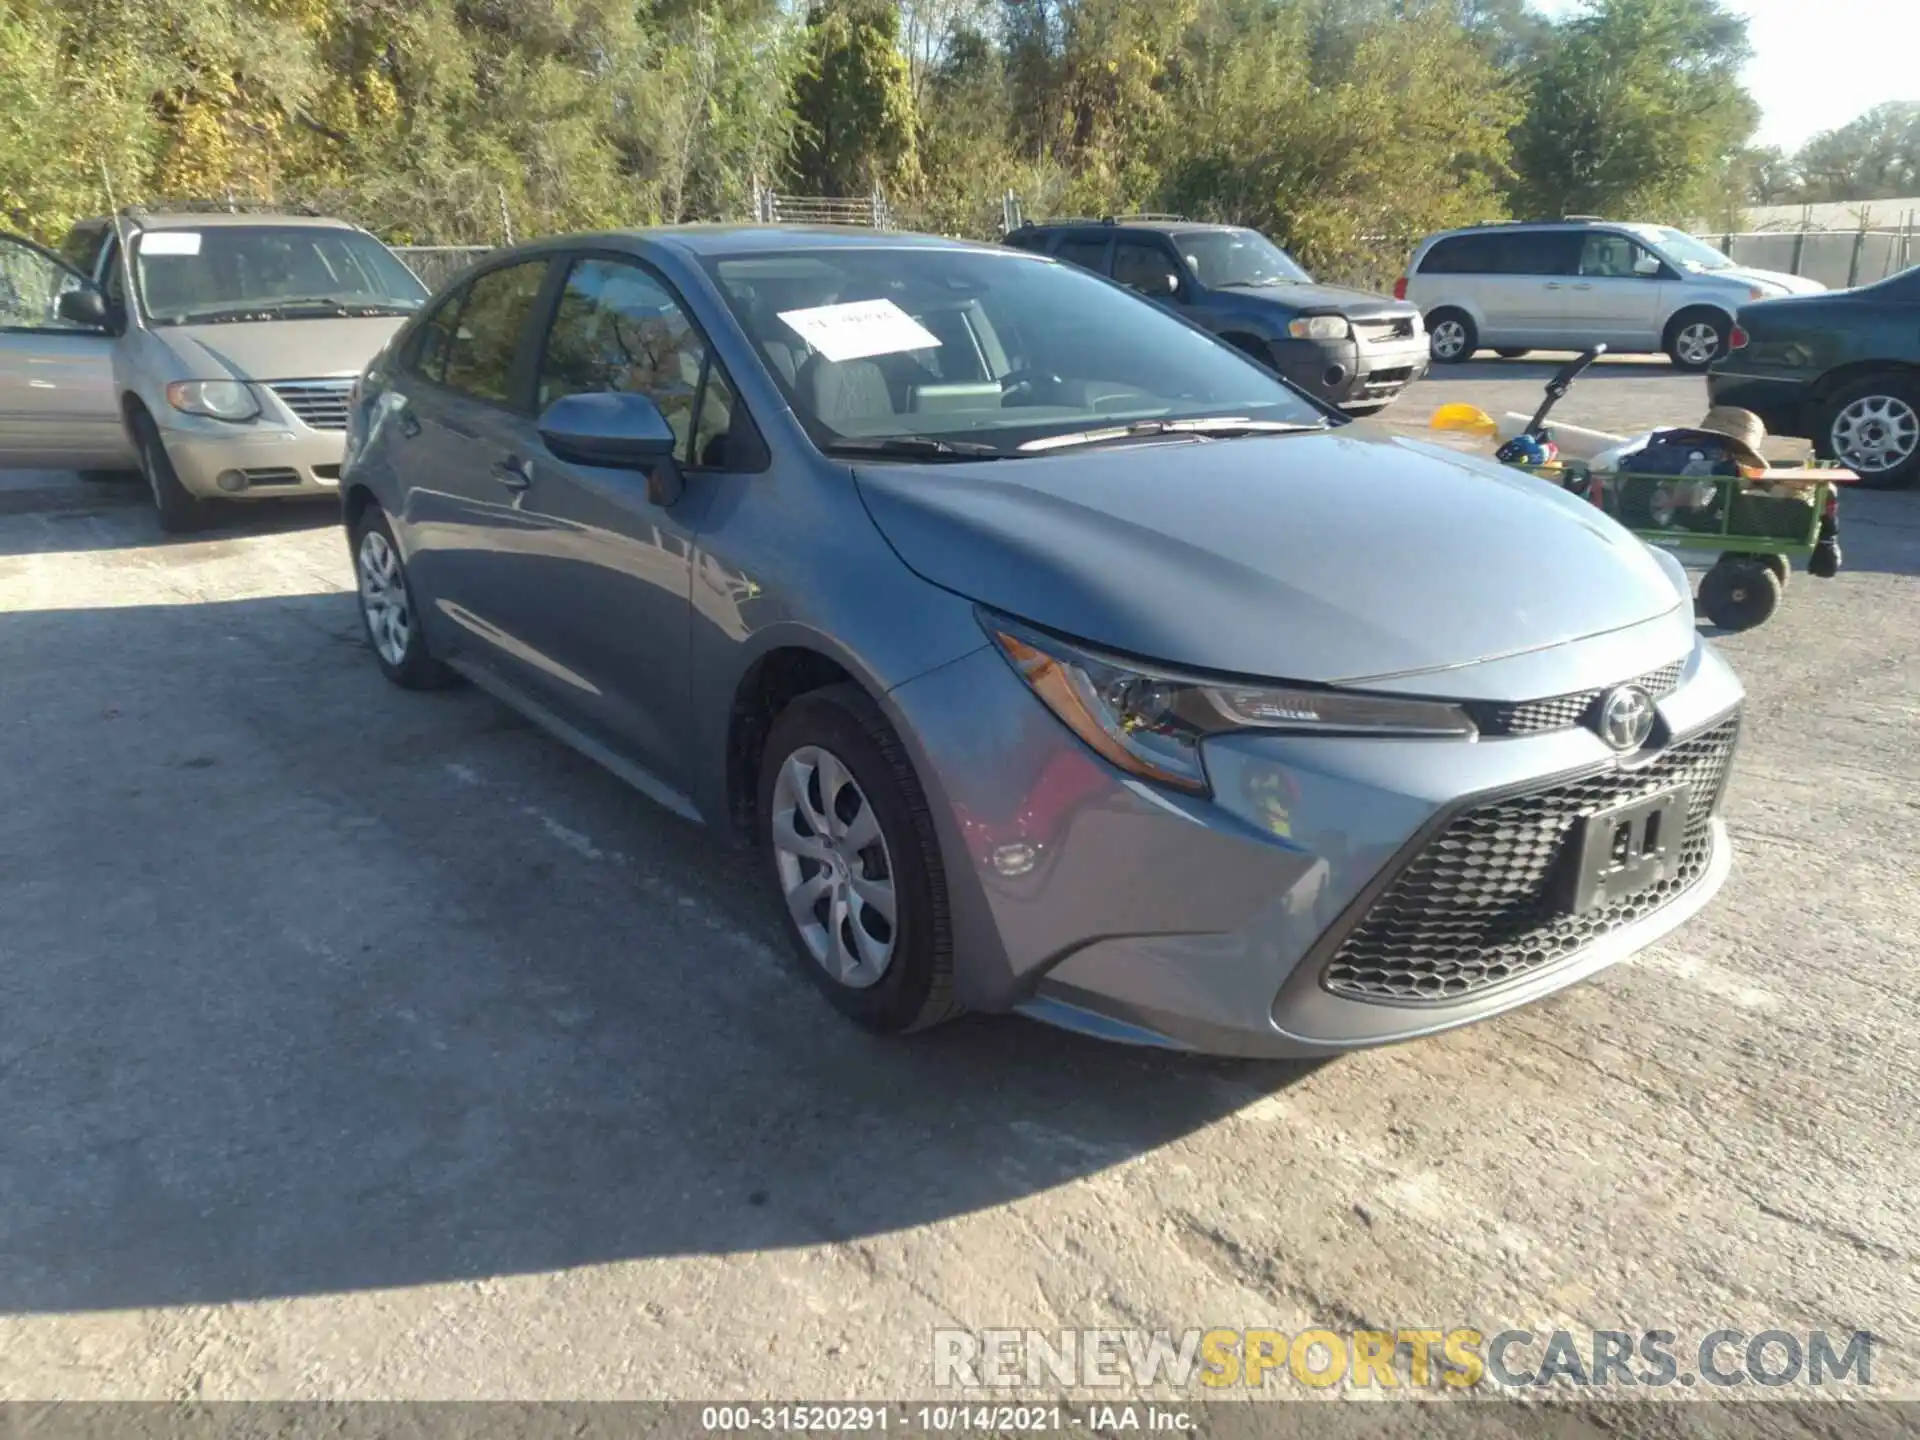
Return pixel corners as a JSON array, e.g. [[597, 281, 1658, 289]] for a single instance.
[[1633, 253, 1662, 278], [56, 284, 110, 329], [1160, 272, 1182, 297], [537, 390, 684, 506]]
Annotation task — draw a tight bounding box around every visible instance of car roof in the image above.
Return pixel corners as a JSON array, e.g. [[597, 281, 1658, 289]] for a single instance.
[[634, 224, 1020, 258], [131, 212, 359, 231], [1017, 219, 1240, 236]]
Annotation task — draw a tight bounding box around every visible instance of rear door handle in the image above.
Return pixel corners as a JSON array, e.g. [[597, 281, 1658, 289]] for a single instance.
[[1543, 282, 1563, 290], [491, 457, 533, 491]]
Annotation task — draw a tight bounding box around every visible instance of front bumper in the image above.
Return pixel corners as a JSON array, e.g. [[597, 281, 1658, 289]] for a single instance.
[[1269, 335, 1429, 413], [158, 390, 349, 499], [1706, 369, 1813, 441], [888, 636, 1744, 1058]]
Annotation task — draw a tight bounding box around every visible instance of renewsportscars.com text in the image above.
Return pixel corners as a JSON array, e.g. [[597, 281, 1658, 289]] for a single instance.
[[932, 1327, 1876, 1391]]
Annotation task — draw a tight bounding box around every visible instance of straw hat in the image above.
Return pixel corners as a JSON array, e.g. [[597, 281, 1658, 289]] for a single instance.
[[1686, 406, 1770, 471]]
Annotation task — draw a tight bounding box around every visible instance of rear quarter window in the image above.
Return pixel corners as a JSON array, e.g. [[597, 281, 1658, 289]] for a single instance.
[[1418, 234, 1499, 274]]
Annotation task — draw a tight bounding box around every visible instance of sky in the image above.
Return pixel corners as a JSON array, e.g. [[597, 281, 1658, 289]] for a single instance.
[[1534, 0, 1918, 151]]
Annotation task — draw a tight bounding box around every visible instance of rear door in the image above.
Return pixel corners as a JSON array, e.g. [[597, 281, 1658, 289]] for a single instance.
[[383, 256, 559, 687], [0, 234, 128, 468], [1559, 231, 1669, 347], [1484, 230, 1581, 342]]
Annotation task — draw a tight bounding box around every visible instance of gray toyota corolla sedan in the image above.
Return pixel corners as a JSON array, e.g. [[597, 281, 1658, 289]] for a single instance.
[[339, 226, 1744, 1057]]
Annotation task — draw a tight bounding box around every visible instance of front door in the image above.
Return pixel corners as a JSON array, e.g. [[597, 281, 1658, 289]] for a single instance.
[[0, 234, 129, 468], [504, 253, 725, 788], [1558, 232, 1669, 347]]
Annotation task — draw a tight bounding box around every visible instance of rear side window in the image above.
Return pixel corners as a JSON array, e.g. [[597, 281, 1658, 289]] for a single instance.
[[1417, 234, 1498, 274], [1498, 231, 1579, 276], [440, 259, 549, 406], [1002, 230, 1049, 253], [1053, 234, 1112, 274]]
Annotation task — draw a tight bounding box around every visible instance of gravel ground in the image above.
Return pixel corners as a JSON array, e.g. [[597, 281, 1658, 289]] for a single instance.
[[1, 359, 1915, 1421]]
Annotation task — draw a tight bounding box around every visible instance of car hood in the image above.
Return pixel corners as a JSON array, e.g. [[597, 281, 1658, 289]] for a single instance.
[[1716, 266, 1826, 296], [1216, 281, 1410, 317], [854, 428, 1683, 686], [155, 317, 410, 382]]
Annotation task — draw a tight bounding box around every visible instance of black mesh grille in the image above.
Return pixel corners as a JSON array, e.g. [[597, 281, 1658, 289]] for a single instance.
[[1321, 715, 1738, 1005], [1472, 658, 1687, 738]]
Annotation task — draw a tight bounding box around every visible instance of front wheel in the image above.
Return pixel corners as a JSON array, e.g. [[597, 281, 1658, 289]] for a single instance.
[[1665, 309, 1729, 371], [1699, 555, 1783, 631], [1819, 374, 1920, 490], [759, 684, 959, 1035], [1426, 309, 1476, 364], [129, 409, 212, 533]]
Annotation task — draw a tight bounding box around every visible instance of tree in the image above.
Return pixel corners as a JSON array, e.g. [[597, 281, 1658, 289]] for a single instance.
[[1794, 103, 1920, 204], [1508, 0, 1755, 222], [787, 0, 920, 197]]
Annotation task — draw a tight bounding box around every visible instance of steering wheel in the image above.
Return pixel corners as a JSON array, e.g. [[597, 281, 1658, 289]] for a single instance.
[[999, 368, 1063, 405]]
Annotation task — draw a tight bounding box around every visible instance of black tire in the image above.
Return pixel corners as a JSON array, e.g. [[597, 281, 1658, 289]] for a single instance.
[[1760, 552, 1791, 589], [128, 408, 213, 533], [1815, 372, 1920, 490], [349, 504, 457, 689], [1664, 307, 1730, 372], [1698, 556, 1783, 631], [1426, 309, 1476, 364], [758, 683, 960, 1036], [1494, 347, 1530, 359]]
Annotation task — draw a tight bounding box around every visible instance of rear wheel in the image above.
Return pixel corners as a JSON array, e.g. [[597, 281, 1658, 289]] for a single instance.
[[1818, 373, 1920, 490], [129, 408, 212, 533], [1664, 308, 1730, 371], [1426, 309, 1476, 364], [351, 504, 457, 689], [1698, 555, 1782, 631], [759, 684, 959, 1035]]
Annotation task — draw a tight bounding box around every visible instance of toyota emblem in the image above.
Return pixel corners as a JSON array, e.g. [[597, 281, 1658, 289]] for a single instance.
[[1597, 686, 1656, 752]]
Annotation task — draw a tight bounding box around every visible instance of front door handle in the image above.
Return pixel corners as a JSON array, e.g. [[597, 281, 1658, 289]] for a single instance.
[[1543, 282, 1563, 290], [491, 457, 533, 491]]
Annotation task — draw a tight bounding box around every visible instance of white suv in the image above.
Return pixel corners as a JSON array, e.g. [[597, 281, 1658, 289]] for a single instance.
[[1400, 220, 1825, 371]]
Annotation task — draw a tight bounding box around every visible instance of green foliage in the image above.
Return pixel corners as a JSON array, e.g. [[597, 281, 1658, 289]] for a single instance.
[[1793, 104, 1920, 206], [788, 0, 921, 197], [1508, 0, 1754, 223]]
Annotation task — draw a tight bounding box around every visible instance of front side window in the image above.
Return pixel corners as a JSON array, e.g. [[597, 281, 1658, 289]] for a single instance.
[[1651, 228, 1734, 272], [409, 288, 467, 383], [1578, 233, 1656, 279], [705, 246, 1327, 455], [1174, 229, 1313, 289], [133, 225, 427, 326], [1112, 238, 1180, 297], [0, 236, 95, 332], [537, 257, 729, 464], [441, 260, 549, 405]]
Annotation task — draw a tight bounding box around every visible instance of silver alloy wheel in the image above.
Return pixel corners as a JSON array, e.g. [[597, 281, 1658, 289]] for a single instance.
[[356, 529, 413, 667], [1831, 393, 1920, 474], [1431, 319, 1467, 360], [771, 745, 897, 989], [1674, 321, 1722, 367]]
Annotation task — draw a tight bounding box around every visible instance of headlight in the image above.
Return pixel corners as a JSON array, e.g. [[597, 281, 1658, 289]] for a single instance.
[[987, 617, 1476, 796], [166, 380, 259, 422], [1287, 315, 1351, 341]]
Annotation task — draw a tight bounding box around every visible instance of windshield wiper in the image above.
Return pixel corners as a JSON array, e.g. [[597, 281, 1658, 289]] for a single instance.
[[1019, 417, 1327, 453], [166, 298, 414, 324], [821, 435, 1010, 462]]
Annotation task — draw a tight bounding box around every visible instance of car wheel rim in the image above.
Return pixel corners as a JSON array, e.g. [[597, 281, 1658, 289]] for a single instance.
[[356, 530, 412, 667], [1831, 394, 1919, 473], [771, 745, 897, 989], [1677, 322, 1720, 365], [1432, 321, 1465, 359]]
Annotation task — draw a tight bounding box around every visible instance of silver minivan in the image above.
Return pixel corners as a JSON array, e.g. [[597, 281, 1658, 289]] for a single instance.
[[1400, 220, 1825, 371], [0, 208, 426, 530]]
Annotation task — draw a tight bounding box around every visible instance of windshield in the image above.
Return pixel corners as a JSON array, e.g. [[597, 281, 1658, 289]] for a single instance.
[[704, 247, 1327, 456], [1652, 228, 1735, 271], [134, 226, 428, 325], [1173, 229, 1315, 289]]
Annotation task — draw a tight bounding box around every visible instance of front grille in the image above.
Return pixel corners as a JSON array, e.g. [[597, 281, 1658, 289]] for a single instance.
[[1320, 715, 1738, 1005], [1360, 366, 1415, 393], [1472, 658, 1686, 738], [1355, 317, 1416, 343], [269, 379, 352, 431]]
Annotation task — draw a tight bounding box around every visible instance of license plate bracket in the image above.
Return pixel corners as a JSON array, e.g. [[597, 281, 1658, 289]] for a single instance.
[[1565, 785, 1688, 913]]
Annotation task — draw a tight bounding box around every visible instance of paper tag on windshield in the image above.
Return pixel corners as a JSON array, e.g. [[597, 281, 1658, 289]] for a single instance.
[[140, 232, 202, 256], [778, 300, 940, 363]]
